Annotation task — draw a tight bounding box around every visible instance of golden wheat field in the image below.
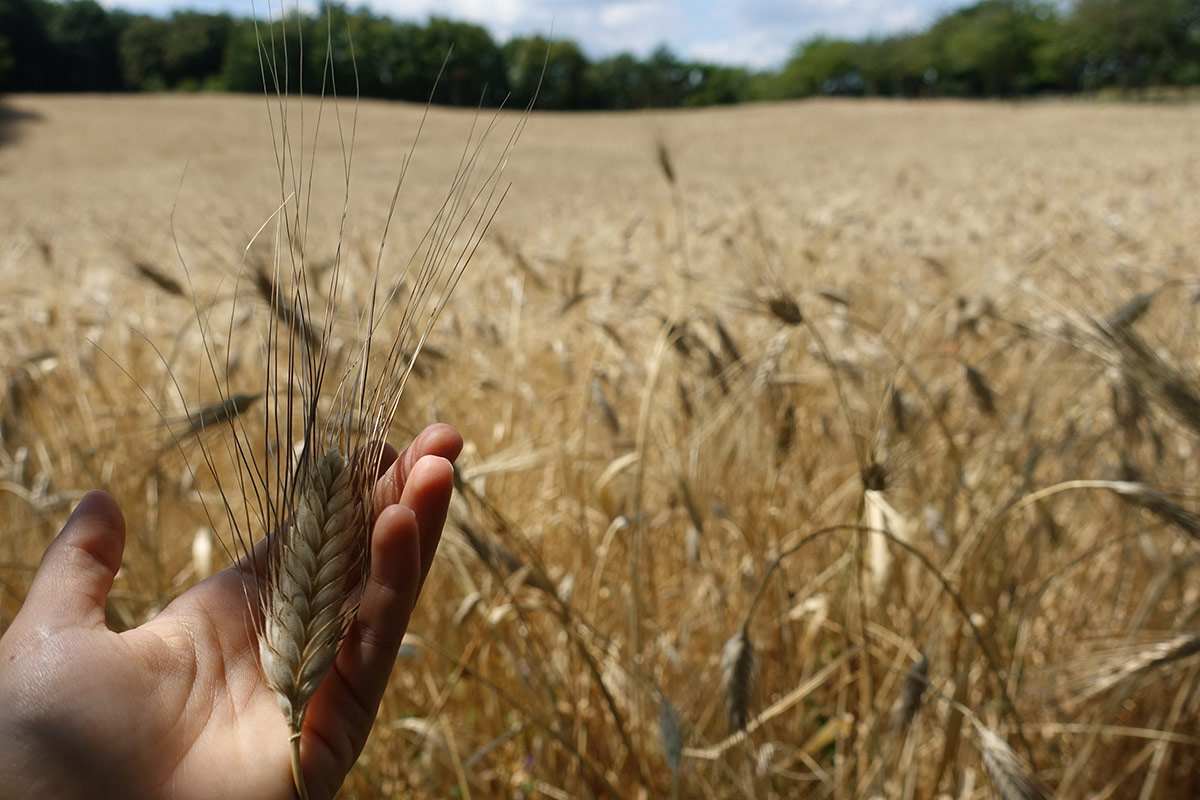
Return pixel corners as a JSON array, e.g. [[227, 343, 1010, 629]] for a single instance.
[[2, 92, 1200, 798]]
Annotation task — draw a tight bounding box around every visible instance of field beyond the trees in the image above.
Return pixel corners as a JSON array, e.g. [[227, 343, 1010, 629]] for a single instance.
[[2, 94, 1200, 797]]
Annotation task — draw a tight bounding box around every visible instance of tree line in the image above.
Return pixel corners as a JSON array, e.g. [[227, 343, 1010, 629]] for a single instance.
[[1, 0, 1198, 106]]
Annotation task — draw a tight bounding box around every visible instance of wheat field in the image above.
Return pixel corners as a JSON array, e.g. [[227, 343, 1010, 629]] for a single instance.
[[2, 93, 1200, 798]]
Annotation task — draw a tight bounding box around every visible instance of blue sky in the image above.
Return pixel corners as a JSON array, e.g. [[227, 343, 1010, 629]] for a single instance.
[[103, 0, 961, 70]]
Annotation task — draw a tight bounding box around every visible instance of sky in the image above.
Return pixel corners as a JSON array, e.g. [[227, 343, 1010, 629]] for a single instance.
[[104, 0, 961, 71]]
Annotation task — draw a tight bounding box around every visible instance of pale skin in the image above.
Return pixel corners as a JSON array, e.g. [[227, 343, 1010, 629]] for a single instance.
[[0, 423, 463, 800]]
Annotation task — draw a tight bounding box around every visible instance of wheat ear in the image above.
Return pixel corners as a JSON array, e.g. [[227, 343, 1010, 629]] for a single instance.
[[259, 445, 369, 799], [893, 652, 928, 734], [721, 626, 758, 732], [975, 725, 1049, 800]]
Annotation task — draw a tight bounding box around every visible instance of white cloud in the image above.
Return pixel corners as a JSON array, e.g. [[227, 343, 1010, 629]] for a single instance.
[[599, 0, 660, 28], [681, 0, 943, 69], [688, 31, 791, 70], [366, 0, 678, 56], [732, 0, 935, 41], [879, 5, 924, 31], [592, 1, 679, 55]]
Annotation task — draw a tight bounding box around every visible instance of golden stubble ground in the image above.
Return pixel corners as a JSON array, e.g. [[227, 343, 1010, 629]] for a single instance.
[[2, 93, 1200, 798]]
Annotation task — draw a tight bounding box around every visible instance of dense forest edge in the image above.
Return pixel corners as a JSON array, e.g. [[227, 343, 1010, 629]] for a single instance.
[[1, 0, 1199, 107]]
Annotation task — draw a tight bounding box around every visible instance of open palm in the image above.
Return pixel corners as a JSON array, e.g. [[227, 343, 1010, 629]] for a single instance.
[[0, 424, 462, 800]]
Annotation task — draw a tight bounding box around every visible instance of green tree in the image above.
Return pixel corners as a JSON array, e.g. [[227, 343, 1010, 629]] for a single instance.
[[119, 16, 167, 90], [586, 52, 640, 109], [0, 34, 11, 88], [587, 45, 689, 108], [294, 4, 396, 99], [0, 0, 56, 90], [856, 35, 935, 97], [774, 37, 859, 97], [46, 0, 121, 90], [419, 18, 507, 106], [1071, 0, 1200, 89], [1030, 11, 1082, 92], [646, 45, 689, 106], [502, 36, 589, 110], [365, 19, 427, 100], [221, 15, 309, 94], [310, 6, 396, 98], [162, 12, 232, 89], [925, 1, 1059, 96], [681, 64, 754, 106]]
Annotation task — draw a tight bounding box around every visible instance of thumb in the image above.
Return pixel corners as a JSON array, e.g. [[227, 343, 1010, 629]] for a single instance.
[[23, 491, 126, 629]]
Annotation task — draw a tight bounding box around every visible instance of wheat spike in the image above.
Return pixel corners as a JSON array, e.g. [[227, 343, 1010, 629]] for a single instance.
[[893, 652, 928, 734], [889, 386, 909, 434], [864, 486, 908, 601], [766, 293, 803, 325], [685, 522, 702, 565], [1104, 292, 1153, 331], [590, 375, 621, 434], [1100, 323, 1200, 437], [1085, 632, 1200, 698], [976, 725, 1049, 800], [677, 379, 694, 419], [132, 258, 185, 296], [721, 627, 758, 732], [658, 696, 683, 795], [1108, 480, 1200, 539], [655, 137, 677, 185], [965, 364, 997, 415], [712, 313, 742, 365], [1107, 366, 1146, 441], [755, 742, 777, 778], [452, 592, 483, 626], [259, 445, 369, 797], [181, 392, 260, 438], [775, 402, 796, 460]]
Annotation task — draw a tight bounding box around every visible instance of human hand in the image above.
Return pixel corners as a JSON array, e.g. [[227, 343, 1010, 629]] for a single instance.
[[0, 423, 462, 800]]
